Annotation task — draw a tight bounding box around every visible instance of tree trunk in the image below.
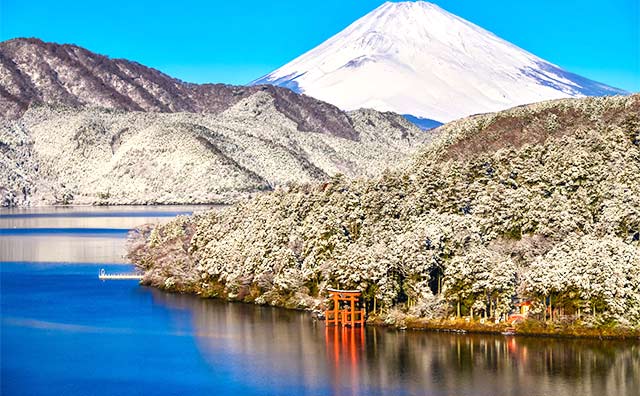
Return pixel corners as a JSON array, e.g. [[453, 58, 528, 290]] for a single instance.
[[457, 299, 461, 318], [577, 306, 581, 319]]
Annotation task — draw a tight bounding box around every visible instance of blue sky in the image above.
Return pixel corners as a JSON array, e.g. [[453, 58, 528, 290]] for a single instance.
[[1, 0, 638, 91]]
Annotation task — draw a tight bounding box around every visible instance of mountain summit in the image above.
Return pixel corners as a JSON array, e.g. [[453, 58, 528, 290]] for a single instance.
[[253, 1, 626, 123]]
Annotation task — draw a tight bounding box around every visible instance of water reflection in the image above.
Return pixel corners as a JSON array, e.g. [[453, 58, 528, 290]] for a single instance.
[[155, 291, 640, 396], [0, 205, 219, 229], [0, 205, 222, 263], [325, 327, 367, 396], [2, 207, 638, 396], [0, 235, 128, 263]]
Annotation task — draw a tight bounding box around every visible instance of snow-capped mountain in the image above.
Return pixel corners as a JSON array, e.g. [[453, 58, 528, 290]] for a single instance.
[[252, 1, 627, 123]]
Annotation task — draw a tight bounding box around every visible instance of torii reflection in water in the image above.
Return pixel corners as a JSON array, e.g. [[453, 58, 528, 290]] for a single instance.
[[325, 325, 366, 396]]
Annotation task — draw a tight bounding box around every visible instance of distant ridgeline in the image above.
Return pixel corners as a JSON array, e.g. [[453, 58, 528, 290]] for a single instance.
[[130, 95, 640, 331], [0, 38, 428, 207]]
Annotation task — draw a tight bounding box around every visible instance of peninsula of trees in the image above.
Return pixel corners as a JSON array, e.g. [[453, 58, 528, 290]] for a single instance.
[[129, 95, 640, 337]]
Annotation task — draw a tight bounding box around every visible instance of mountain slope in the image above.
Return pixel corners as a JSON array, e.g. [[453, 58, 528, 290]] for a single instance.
[[0, 95, 426, 206], [253, 1, 627, 123], [0, 38, 362, 140], [0, 38, 430, 206]]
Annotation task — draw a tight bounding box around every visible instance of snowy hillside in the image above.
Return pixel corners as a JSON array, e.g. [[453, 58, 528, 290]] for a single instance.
[[253, 1, 627, 123], [0, 96, 426, 206]]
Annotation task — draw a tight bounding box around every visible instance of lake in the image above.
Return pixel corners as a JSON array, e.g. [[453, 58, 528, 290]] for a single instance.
[[1, 207, 638, 396]]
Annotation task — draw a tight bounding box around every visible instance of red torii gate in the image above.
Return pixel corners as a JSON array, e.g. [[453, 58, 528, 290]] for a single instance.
[[325, 288, 365, 327]]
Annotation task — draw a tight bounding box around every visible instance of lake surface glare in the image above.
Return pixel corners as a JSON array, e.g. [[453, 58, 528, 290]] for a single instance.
[[1, 207, 638, 396]]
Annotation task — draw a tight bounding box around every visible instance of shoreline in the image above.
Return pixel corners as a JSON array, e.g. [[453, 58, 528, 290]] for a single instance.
[[366, 316, 640, 340], [143, 282, 640, 341]]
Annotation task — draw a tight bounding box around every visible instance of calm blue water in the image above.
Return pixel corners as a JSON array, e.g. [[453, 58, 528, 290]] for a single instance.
[[1, 207, 638, 396], [2, 263, 234, 396], [1, 262, 376, 396], [0, 228, 130, 236]]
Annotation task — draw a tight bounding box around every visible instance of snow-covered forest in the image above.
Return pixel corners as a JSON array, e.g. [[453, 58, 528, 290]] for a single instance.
[[130, 95, 640, 330]]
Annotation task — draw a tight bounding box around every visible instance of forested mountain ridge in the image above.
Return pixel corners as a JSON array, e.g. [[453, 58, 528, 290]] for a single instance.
[[0, 98, 424, 206], [0, 38, 428, 206], [130, 94, 640, 330], [0, 38, 363, 140]]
